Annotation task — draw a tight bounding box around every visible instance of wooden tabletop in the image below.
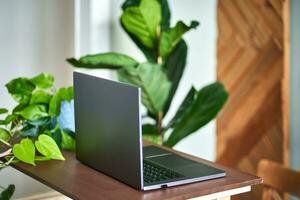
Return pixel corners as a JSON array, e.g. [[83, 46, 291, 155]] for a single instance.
[[11, 143, 262, 200]]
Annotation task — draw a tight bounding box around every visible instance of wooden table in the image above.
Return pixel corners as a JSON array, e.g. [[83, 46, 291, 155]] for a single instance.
[[11, 144, 262, 200]]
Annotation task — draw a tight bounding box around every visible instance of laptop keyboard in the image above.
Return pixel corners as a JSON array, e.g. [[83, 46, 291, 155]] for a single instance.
[[143, 160, 183, 183]]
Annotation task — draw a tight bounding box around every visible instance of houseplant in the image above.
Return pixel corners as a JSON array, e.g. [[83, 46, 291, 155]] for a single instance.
[[67, 0, 228, 146], [0, 73, 73, 199]]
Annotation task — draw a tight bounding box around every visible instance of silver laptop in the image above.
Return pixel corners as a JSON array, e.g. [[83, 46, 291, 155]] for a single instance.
[[73, 72, 225, 191]]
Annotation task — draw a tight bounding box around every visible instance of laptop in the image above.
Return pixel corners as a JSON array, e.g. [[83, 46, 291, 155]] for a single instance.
[[73, 72, 225, 191]]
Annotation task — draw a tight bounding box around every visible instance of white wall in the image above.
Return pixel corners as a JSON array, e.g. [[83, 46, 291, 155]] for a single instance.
[[110, 0, 218, 161], [0, 0, 75, 198]]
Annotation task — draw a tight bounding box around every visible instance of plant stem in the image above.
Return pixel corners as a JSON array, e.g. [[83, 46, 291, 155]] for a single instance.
[[157, 111, 163, 143], [0, 139, 11, 147]]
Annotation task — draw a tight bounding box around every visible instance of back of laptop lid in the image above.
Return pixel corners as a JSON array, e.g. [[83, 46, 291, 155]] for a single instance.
[[73, 72, 143, 190]]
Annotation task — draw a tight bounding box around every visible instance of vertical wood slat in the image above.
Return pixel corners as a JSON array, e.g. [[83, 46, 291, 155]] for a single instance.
[[216, 0, 290, 200]]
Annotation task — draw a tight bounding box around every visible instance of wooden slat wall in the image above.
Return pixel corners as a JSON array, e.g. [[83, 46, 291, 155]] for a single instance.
[[216, 0, 289, 199]]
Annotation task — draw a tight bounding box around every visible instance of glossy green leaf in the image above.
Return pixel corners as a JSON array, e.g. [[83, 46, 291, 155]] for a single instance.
[[67, 53, 138, 70], [159, 21, 199, 58], [159, 0, 170, 29], [162, 40, 187, 115], [164, 82, 228, 147], [35, 134, 65, 160], [0, 128, 10, 142], [5, 78, 35, 96], [30, 73, 54, 89], [0, 108, 8, 115], [167, 86, 197, 128], [18, 105, 48, 121], [49, 87, 73, 117], [61, 131, 75, 151], [121, 0, 161, 49], [0, 184, 15, 200], [121, 0, 169, 62], [30, 90, 52, 105], [142, 124, 161, 144], [13, 138, 36, 166], [117, 62, 171, 115]]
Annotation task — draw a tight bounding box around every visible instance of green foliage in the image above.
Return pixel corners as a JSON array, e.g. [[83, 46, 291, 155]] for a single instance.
[[0, 109, 8, 115], [164, 83, 228, 147], [0, 128, 10, 142], [118, 62, 171, 115], [0, 184, 15, 200], [121, 0, 161, 49], [67, 0, 228, 147], [0, 73, 72, 173], [61, 131, 75, 151], [35, 135, 65, 160], [67, 53, 138, 70], [159, 21, 199, 59], [30, 73, 54, 89], [18, 105, 48, 121], [30, 90, 52, 105], [13, 138, 36, 166], [49, 87, 73, 116]]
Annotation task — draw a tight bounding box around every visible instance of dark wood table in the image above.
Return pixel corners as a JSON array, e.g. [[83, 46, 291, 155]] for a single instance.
[[11, 144, 262, 200]]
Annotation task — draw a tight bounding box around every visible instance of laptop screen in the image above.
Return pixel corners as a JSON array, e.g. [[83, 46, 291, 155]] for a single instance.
[[73, 72, 143, 189]]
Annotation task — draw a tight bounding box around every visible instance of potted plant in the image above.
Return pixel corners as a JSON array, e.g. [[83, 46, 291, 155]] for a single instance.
[[0, 73, 74, 199], [67, 0, 228, 147]]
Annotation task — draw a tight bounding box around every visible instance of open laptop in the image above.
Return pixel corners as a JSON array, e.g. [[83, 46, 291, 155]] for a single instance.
[[73, 72, 225, 191]]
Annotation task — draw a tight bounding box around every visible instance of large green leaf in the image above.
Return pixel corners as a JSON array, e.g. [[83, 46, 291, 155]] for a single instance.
[[159, 21, 199, 58], [67, 53, 138, 70], [164, 82, 228, 147], [117, 62, 171, 115], [35, 134, 65, 160], [5, 78, 35, 95], [13, 138, 36, 166], [49, 87, 73, 117], [162, 40, 188, 115], [18, 105, 48, 121], [30, 90, 52, 105], [167, 86, 197, 128], [121, 0, 161, 49], [5, 78, 35, 104], [0, 184, 15, 200], [122, 0, 170, 29], [0, 128, 10, 142], [30, 73, 54, 89], [121, 0, 170, 62]]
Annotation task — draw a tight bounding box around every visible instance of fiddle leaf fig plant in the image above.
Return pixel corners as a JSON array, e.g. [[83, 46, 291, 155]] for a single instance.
[[67, 0, 228, 147]]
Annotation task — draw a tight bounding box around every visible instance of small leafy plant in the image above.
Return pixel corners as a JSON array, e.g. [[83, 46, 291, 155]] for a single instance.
[[0, 73, 74, 199], [67, 0, 228, 146], [0, 73, 74, 167]]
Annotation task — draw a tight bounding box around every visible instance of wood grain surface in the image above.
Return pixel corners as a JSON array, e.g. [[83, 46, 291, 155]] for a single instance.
[[10, 143, 261, 200], [216, 0, 290, 199]]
